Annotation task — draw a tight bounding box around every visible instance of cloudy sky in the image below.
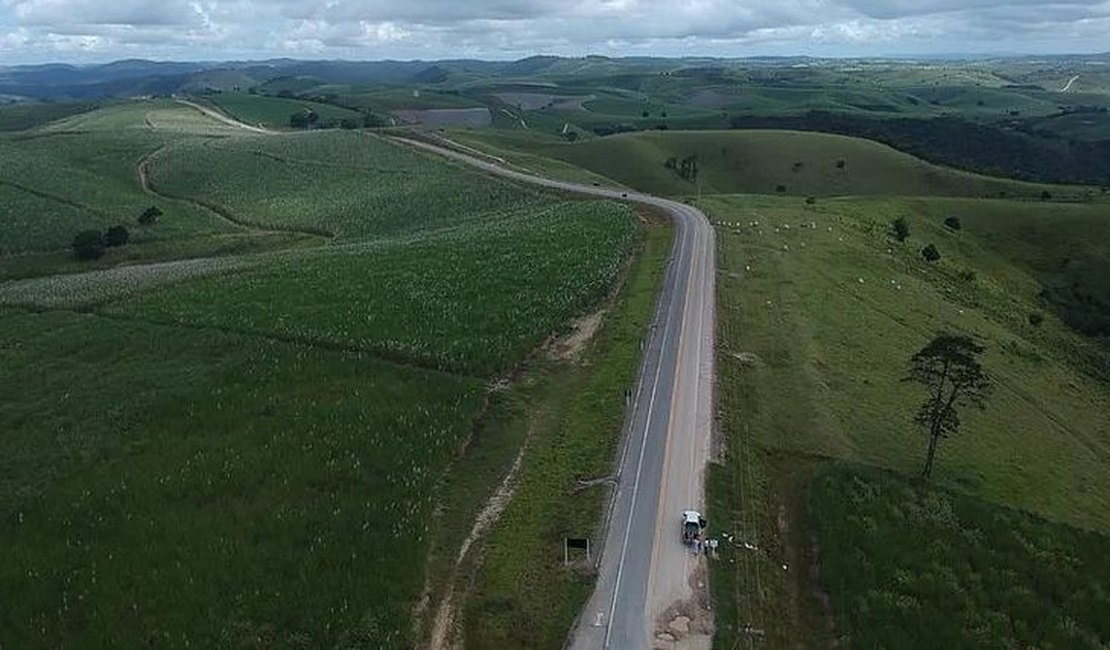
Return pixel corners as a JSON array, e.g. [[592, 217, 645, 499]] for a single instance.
[[1, 0, 1109, 63]]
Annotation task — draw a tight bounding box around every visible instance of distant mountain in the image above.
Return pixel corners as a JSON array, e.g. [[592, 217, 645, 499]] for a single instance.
[[2, 53, 1108, 101]]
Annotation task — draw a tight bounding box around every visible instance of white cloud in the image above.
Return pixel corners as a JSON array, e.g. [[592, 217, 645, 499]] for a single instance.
[[0, 0, 1107, 62]]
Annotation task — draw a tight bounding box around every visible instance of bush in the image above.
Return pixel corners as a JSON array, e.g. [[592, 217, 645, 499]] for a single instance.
[[892, 216, 910, 242], [943, 215, 962, 231], [138, 206, 162, 225], [805, 196, 817, 205], [72, 230, 104, 260], [1028, 312, 1044, 327], [775, 184, 787, 193], [1041, 189, 1053, 201], [104, 225, 130, 247], [836, 159, 846, 169], [922, 243, 941, 262], [290, 110, 318, 129]]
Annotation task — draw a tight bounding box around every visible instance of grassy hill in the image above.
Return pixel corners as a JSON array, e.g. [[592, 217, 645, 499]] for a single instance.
[[705, 193, 1110, 647], [455, 129, 1081, 200], [207, 92, 364, 129]]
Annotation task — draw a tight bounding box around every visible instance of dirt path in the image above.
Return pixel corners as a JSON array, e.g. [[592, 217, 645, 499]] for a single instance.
[[176, 99, 273, 134], [1061, 75, 1080, 92], [135, 144, 333, 241], [427, 440, 529, 650]]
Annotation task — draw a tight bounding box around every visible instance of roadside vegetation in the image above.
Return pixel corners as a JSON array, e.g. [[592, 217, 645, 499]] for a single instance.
[[463, 212, 673, 648]]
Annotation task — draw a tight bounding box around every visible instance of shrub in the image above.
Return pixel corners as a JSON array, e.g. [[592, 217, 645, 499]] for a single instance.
[[1041, 190, 1053, 201], [922, 244, 941, 262], [805, 196, 817, 205], [944, 216, 962, 231], [138, 206, 162, 225], [775, 184, 787, 193], [836, 159, 846, 169], [792, 161, 804, 172], [104, 225, 130, 247], [892, 216, 910, 242], [72, 230, 104, 260], [1028, 312, 1044, 327]]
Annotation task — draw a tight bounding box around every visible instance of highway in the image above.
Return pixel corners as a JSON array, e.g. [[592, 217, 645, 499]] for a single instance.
[[395, 137, 716, 649]]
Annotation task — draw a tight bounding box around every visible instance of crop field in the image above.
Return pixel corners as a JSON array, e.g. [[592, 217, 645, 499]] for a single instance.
[[0, 98, 647, 648], [99, 202, 636, 375], [814, 465, 1110, 648], [0, 102, 247, 257], [704, 193, 1110, 646], [146, 132, 549, 239], [207, 93, 364, 129], [0, 309, 485, 648]]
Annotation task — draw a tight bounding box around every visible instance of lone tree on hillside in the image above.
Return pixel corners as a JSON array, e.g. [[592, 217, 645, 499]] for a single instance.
[[892, 216, 910, 242], [104, 225, 130, 247], [72, 229, 104, 260], [138, 206, 162, 225], [905, 334, 991, 479], [922, 243, 941, 262], [944, 215, 962, 231]]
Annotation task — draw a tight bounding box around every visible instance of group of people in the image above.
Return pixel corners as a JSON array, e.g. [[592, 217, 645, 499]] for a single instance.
[[692, 534, 718, 557]]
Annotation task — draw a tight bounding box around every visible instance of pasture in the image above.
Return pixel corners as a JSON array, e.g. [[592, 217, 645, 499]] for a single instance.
[[207, 93, 364, 129], [705, 193, 1110, 646], [459, 129, 1078, 200]]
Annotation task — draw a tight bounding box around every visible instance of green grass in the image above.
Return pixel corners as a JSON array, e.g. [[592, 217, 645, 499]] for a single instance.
[[813, 464, 1110, 648], [207, 93, 363, 129], [464, 214, 673, 648], [705, 193, 1110, 647], [0, 309, 485, 648], [481, 130, 1079, 200]]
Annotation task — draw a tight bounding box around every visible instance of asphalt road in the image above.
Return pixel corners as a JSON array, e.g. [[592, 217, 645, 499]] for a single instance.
[[395, 137, 716, 649]]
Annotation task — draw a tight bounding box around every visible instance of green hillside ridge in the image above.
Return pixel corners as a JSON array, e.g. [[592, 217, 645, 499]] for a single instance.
[[450, 129, 1089, 200], [208, 92, 363, 129]]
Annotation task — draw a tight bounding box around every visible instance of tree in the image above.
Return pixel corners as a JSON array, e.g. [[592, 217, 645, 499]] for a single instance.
[[943, 215, 962, 231], [921, 243, 941, 262], [905, 334, 991, 478], [138, 206, 162, 225], [104, 225, 130, 247], [565, 130, 579, 142], [1041, 189, 1053, 201], [289, 110, 318, 129], [891, 216, 910, 242], [72, 230, 104, 260]]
